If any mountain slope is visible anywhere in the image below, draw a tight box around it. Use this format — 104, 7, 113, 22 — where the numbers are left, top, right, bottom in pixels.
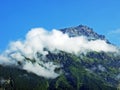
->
0, 51, 117, 90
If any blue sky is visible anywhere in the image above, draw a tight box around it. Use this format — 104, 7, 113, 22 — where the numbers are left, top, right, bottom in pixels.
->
0, 0, 120, 51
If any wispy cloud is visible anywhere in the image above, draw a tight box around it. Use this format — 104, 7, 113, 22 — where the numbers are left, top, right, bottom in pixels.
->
108, 29, 120, 35
107, 29, 120, 46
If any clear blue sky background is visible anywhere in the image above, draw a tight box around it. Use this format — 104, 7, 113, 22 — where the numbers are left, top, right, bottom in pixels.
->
0, 0, 120, 51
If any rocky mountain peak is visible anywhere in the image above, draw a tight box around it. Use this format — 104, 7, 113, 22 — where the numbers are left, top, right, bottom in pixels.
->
60, 25, 106, 40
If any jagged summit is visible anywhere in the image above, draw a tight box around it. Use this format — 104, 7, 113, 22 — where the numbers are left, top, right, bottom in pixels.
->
60, 25, 106, 40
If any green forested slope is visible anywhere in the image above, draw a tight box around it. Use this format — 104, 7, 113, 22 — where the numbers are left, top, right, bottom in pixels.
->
0, 51, 119, 90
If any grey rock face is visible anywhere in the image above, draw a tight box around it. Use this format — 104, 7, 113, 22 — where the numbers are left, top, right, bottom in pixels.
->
60, 25, 106, 40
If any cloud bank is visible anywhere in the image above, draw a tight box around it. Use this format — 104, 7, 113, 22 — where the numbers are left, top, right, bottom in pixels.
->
0, 28, 118, 78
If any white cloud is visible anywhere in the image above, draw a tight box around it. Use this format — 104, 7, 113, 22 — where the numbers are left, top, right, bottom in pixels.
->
0, 55, 12, 65
23, 62, 59, 79
0, 28, 118, 78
